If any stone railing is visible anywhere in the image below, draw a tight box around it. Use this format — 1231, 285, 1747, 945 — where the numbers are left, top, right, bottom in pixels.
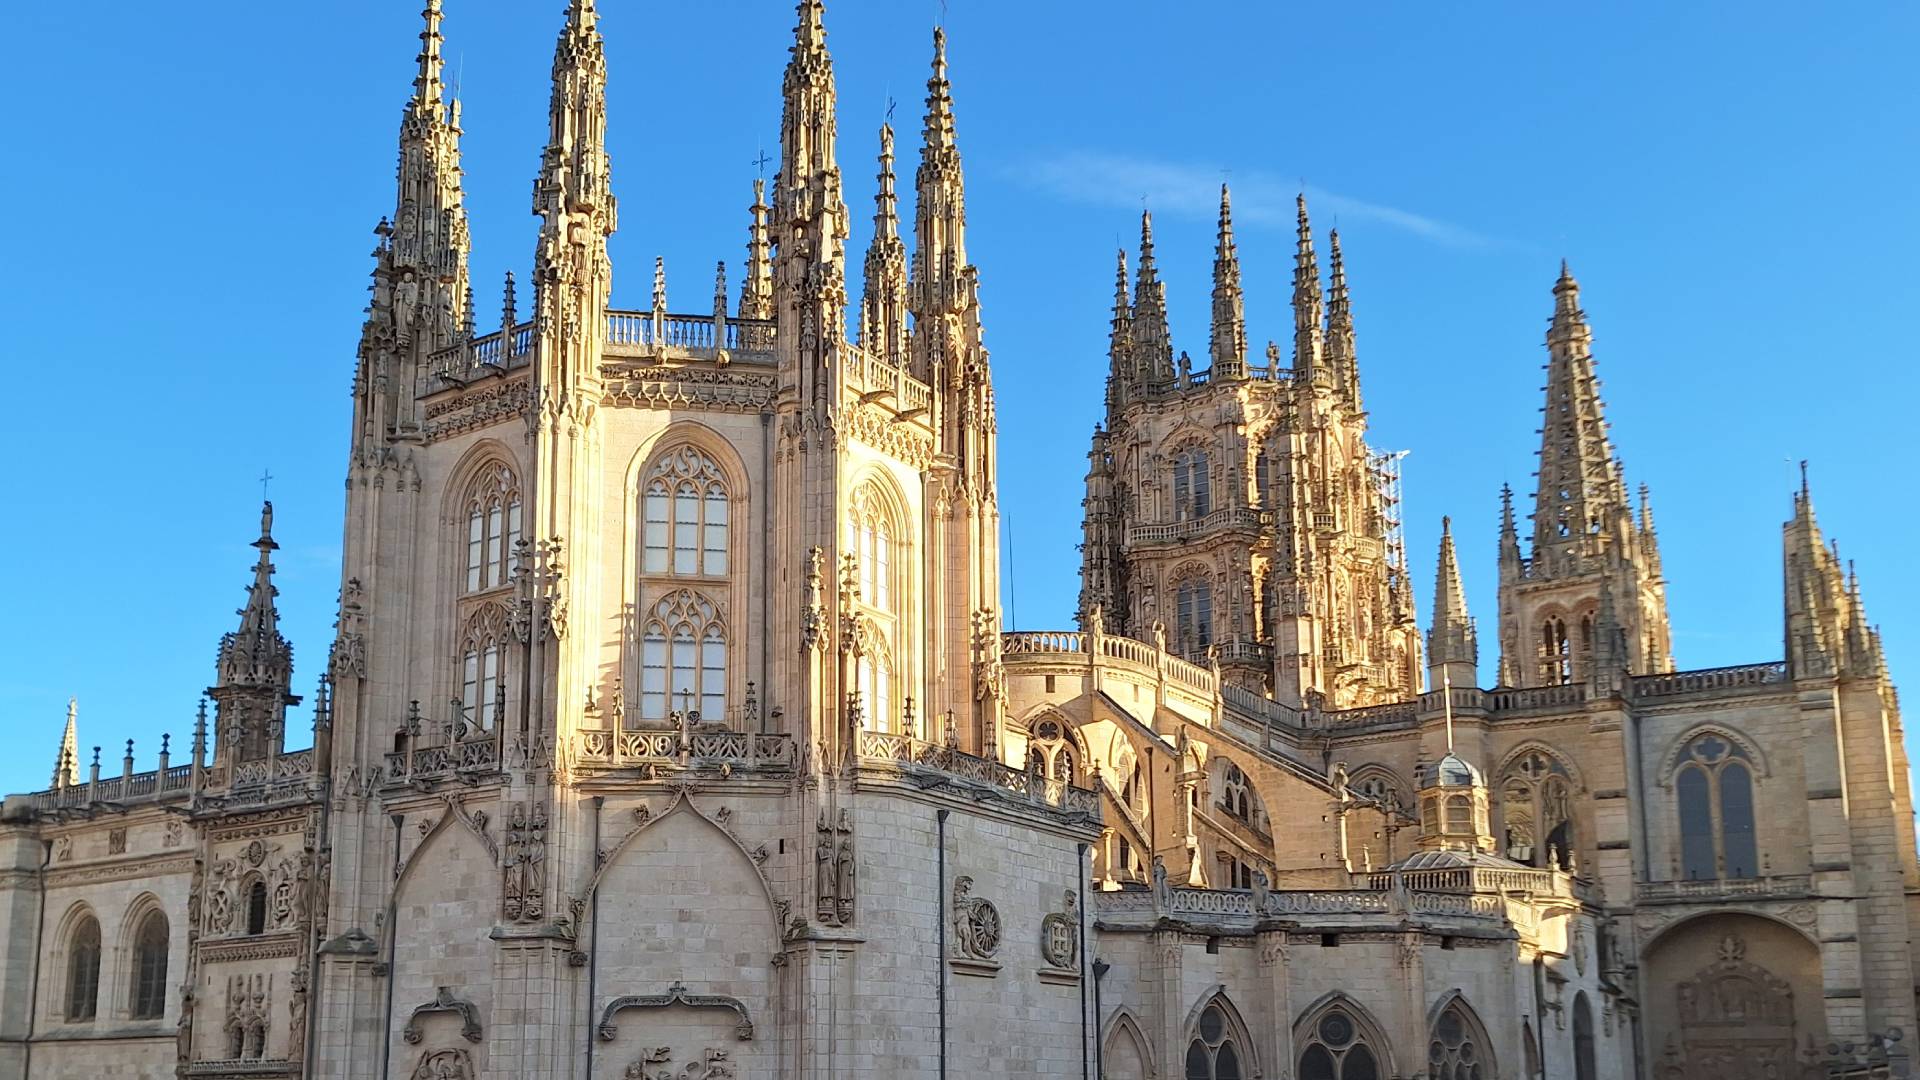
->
1184, 640, 1273, 668
1488, 683, 1587, 712
1631, 661, 1790, 700
1125, 507, 1268, 548
1365, 863, 1572, 897
856, 730, 1102, 819
1634, 874, 1811, 905
431, 321, 536, 383
22, 763, 196, 811
604, 311, 777, 363
572, 728, 795, 772
386, 736, 500, 782
1316, 700, 1419, 732
838, 345, 934, 419
1000, 630, 1219, 704
1219, 683, 1302, 730
1096, 884, 1505, 926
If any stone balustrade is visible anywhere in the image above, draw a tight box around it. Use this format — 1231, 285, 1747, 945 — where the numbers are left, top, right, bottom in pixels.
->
1634, 873, 1811, 904
855, 730, 1102, 820
1124, 507, 1268, 548
571, 728, 796, 773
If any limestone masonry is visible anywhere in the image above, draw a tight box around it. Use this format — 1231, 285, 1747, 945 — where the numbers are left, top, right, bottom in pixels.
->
0, 3, 1911, 1079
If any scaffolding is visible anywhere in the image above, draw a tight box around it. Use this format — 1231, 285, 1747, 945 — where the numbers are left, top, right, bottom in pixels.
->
1370, 449, 1412, 611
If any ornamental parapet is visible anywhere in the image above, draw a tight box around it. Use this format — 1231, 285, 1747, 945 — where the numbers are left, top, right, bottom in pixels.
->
1629, 661, 1790, 701
386, 736, 502, 784
855, 730, 1102, 824
13, 763, 196, 814
1094, 882, 1509, 933
571, 728, 796, 775
1124, 507, 1270, 549
1633, 873, 1811, 906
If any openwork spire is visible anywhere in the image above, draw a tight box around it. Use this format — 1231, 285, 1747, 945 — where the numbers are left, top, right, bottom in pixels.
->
1325, 228, 1361, 408
860, 124, 910, 365
1291, 195, 1326, 388
911, 27, 969, 324
1428, 517, 1477, 679
1531, 262, 1630, 562
1131, 212, 1174, 387
740, 178, 774, 320
1209, 185, 1248, 380
1106, 248, 1134, 408
774, 0, 849, 392
414, 0, 446, 112
51, 698, 79, 790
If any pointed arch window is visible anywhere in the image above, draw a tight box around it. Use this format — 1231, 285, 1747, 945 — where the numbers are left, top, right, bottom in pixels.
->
1173, 449, 1212, 520
638, 590, 728, 723
1184, 1001, 1245, 1080
462, 463, 522, 594
856, 647, 895, 734
1254, 450, 1274, 509
245, 880, 268, 936
849, 484, 905, 732
1539, 616, 1571, 685
457, 606, 510, 734
130, 910, 169, 1020
1675, 734, 1759, 879
64, 914, 101, 1021
1500, 750, 1576, 868
1297, 1004, 1381, 1080
1176, 577, 1213, 655
642, 447, 730, 577
1429, 999, 1492, 1080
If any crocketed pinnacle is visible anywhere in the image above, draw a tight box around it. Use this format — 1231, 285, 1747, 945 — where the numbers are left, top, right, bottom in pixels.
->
413, 0, 446, 113
861, 123, 910, 364
1107, 248, 1134, 403
1132, 212, 1174, 386
912, 27, 969, 323
1209, 185, 1248, 380
51, 698, 79, 789
216, 503, 294, 692
1325, 228, 1361, 409
1428, 516, 1476, 668
739, 178, 774, 320
1292, 195, 1325, 387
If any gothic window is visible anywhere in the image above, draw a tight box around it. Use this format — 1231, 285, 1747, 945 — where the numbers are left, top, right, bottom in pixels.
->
1297, 1003, 1382, 1080
1428, 998, 1492, 1080
457, 606, 509, 734
1351, 770, 1403, 812
1173, 449, 1212, 521
1578, 612, 1595, 678
462, 463, 522, 594
64, 914, 100, 1021
245, 880, 268, 936
1219, 762, 1252, 822
639, 590, 727, 723
1499, 749, 1576, 868
1675, 734, 1760, 879
1573, 993, 1597, 1080
1176, 578, 1213, 654
1185, 1001, 1245, 1080
129, 909, 169, 1020
641, 446, 730, 577
1254, 450, 1274, 509
1539, 616, 1571, 685
849, 484, 905, 731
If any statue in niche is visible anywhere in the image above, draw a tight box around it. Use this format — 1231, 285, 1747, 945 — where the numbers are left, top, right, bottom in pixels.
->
833, 809, 856, 925
814, 814, 838, 924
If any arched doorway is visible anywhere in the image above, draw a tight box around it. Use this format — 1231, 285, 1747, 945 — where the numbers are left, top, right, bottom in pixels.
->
1640, 912, 1820, 1080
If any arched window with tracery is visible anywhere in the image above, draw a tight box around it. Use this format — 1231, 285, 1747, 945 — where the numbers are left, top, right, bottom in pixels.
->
1539, 616, 1571, 685
639, 590, 727, 723
1500, 749, 1576, 868
1297, 1001, 1382, 1080
849, 483, 904, 731
1173, 447, 1212, 521
641, 446, 730, 578
457, 605, 510, 734
1573, 993, 1597, 1080
1185, 1000, 1246, 1080
1675, 732, 1759, 879
1253, 449, 1274, 509
1429, 998, 1493, 1080
1176, 576, 1213, 655
64, 913, 100, 1021
461, 462, 522, 594
129, 909, 169, 1020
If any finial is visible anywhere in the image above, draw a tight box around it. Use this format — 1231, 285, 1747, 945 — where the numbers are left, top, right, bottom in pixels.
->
795, 0, 827, 51
501, 270, 517, 331
652, 257, 667, 312
413, 0, 447, 109
1799, 459, 1811, 501
714, 260, 729, 314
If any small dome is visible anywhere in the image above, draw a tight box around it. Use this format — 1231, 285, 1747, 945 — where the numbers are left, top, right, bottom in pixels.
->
1430, 752, 1481, 788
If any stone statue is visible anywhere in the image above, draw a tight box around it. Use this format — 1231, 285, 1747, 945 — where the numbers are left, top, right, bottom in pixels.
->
814, 815, 838, 924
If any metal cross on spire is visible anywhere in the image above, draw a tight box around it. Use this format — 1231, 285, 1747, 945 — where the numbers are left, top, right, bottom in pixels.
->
259, 469, 275, 501
752, 144, 772, 179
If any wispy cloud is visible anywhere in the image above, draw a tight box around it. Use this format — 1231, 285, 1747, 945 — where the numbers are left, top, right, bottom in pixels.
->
1016, 151, 1491, 249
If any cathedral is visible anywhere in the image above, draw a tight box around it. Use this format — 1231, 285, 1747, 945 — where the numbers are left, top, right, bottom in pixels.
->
1, 3, 1913, 1079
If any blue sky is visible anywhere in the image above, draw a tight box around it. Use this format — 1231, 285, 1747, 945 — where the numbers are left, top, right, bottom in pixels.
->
1, 2, 1914, 796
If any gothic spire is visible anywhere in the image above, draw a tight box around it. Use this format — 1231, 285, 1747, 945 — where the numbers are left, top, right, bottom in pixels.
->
1132, 212, 1174, 386
1784, 463, 1851, 678
413, 0, 447, 113
911, 27, 969, 325
861, 123, 909, 366
217, 502, 293, 692
1325, 228, 1361, 409
1106, 248, 1134, 409
739, 178, 774, 320
1532, 261, 1631, 563
1428, 517, 1478, 687
1498, 482, 1523, 570
533, 0, 615, 301
1292, 195, 1327, 389
1209, 185, 1248, 380
51, 698, 78, 790
773, 0, 849, 401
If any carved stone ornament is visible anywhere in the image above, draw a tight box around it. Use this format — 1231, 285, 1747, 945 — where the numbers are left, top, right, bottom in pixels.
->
412, 1047, 475, 1080
813, 810, 855, 927
1039, 890, 1079, 969
597, 982, 754, 1043
503, 801, 549, 923
624, 1047, 736, 1080
402, 987, 484, 1045
53, 836, 71, 863
951, 876, 1001, 960
108, 828, 127, 855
